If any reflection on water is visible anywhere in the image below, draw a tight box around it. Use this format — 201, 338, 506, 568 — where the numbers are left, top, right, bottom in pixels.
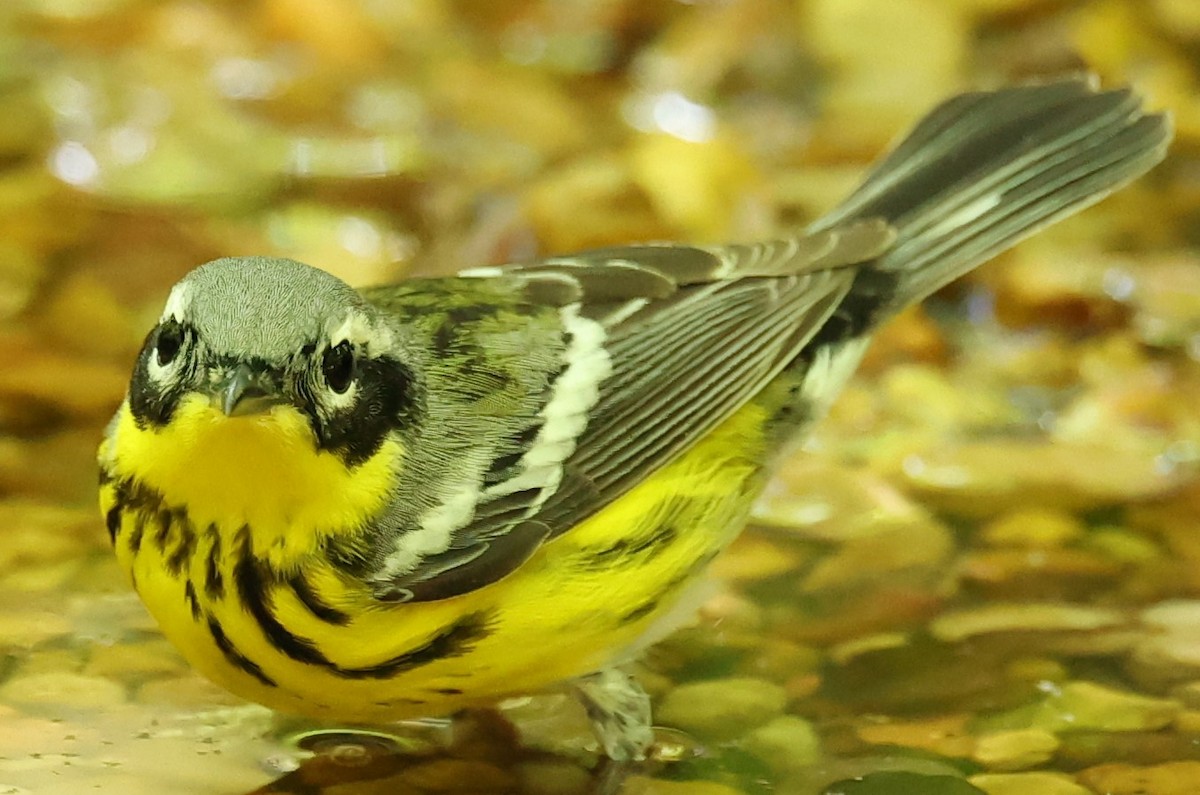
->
1, 1, 1199, 794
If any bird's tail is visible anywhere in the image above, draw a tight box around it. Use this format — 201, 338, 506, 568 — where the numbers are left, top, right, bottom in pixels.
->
810, 75, 1172, 315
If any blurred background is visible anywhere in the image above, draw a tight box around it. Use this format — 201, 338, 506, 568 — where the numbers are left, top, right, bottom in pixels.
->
0, 1, 1199, 794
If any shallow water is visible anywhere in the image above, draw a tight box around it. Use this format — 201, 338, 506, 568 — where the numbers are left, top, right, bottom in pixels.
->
1, 2, 1199, 794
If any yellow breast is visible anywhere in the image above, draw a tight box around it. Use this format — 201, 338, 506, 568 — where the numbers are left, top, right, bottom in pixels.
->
100, 393, 770, 722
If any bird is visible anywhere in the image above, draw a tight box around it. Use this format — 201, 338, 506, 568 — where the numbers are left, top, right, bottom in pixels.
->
98, 76, 1170, 760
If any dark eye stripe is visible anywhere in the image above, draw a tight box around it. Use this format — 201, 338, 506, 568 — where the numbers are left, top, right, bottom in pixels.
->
130, 324, 189, 428
314, 354, 418, 468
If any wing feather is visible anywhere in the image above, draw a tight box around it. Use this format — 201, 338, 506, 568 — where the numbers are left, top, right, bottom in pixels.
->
377, 230, 876, 600
514, 260, 858, 536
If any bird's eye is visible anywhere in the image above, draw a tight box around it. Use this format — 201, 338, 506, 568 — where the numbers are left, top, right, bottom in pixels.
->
156, 319, 184, 367
322, 341, 355, 394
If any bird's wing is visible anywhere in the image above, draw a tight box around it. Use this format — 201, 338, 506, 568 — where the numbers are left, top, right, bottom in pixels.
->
376, 77, 1173, 602
383, 220, 894, 601
516, 223, 895, 532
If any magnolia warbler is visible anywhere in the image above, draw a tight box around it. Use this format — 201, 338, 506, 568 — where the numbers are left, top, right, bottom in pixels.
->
99, 77, 1170, 759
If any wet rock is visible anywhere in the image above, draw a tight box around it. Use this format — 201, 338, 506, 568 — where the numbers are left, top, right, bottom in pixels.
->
972, 728, 1060, 771
743, 715, 822, 773
656, 677, 787, 741
929, 602, 1128, 643
820, 770, 985, 795
956, 547, 1124, 599
400, 758, 517, 793
257, 202, 416, 286
258, 0, 386, 68
893, 440, 1187, 517
985, 681, 1180, 734
35, 271, 144, 360
136, 675, 248, 710
514, 759, 593, 795
0, 241, 42, 322
627, 132, 759, 239
0, 671, 125, 711
524, 152, 668, 252
84, 640, 187, 680
756, 458, 930, 543
1125, 254, 1200, 348
855, 714, 973, 758
621, 776, 745, 795
1130, 600, 1200, 685
799, 519, 954, 595
0, 333, 128, 426
1154, 0, 1200, 39
1077, 761, 1200, 795
1080, 527, 1163, 564
980, 508, 1085, 549
709, 533, 807, 585
968, 772, 1089, 795
804, 0, 966, 155
497, 692, 598, 763
432, 59, 590, 161
0, 609, 72, 649
0, 500, 97, 573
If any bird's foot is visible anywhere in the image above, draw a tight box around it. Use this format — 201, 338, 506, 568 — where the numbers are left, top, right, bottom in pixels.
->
573, 667, 654, 762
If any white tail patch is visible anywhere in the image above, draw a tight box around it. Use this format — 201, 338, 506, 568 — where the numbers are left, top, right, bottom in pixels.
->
910, 192, 1003, 255
800, 337, 870, 414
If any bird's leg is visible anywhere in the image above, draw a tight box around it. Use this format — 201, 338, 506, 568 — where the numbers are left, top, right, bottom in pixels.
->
573, 667, 654, 761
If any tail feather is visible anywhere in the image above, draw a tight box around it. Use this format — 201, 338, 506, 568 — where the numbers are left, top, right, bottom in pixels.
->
811, 75, 1172, 312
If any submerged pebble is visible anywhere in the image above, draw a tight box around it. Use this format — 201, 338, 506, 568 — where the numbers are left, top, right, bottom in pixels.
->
742, 714, 822, 772
929, 602, 1128, 643
655, 677, 787, 741
620, 776, 745, 795
971, 728, 1060, 771
0, 672, 125, 711
968, 772, 1090, 795
985, 681, 1181, 734
1077, 761, 1200, 795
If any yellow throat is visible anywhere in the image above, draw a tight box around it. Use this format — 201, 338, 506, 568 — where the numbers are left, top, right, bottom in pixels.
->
103, 395, 401, 570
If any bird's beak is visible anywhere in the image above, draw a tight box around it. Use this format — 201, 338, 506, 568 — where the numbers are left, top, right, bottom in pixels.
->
218, 364, 288, 417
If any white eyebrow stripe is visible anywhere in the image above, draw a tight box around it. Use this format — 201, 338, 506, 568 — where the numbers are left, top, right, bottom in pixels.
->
162, 282, 191, 322
329, 310, 394, 353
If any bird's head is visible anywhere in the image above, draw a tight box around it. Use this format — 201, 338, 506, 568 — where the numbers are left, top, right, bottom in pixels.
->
107, 257, 416, 546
